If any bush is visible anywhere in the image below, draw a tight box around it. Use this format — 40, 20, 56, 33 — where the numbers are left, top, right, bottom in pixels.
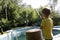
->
0, 18, 11, 31
52, 18, 60, 26
57, 22, 60, 26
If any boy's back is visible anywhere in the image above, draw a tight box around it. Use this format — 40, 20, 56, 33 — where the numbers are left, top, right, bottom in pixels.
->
41, 17, 53, 39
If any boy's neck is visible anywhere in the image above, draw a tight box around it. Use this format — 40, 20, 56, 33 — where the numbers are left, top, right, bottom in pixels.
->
44, 16, 50, 19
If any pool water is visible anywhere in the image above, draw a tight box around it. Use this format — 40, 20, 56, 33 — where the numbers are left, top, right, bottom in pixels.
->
0, 26, 60, 40
53, 29, 60, 35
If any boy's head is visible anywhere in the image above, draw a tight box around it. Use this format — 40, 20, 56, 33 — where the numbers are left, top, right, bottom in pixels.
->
42, 8, 51, 18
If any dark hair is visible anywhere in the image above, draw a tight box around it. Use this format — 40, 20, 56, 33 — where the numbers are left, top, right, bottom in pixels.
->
42, 8, 51, 16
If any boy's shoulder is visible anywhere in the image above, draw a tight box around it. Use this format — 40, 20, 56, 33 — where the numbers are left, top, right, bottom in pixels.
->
43, 18, 53, 22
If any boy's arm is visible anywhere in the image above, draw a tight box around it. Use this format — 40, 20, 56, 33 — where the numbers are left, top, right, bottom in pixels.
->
40, 20, 45, 29
40, 26, 44, 29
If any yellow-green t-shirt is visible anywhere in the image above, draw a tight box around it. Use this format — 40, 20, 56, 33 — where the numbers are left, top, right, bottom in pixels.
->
41, 17, 53, 39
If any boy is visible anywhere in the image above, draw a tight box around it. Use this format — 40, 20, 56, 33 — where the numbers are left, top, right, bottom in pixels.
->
40, 8, 53, 40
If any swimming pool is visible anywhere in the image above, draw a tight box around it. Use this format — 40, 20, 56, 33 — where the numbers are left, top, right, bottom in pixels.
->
0, 26, 60, 40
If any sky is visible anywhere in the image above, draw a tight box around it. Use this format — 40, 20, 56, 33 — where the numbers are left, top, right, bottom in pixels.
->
55, 0, 60, 10
22, 0, 49, 8
22, 0, 60, 11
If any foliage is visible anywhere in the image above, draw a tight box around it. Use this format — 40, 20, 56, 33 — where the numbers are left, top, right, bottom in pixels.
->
58, 22, 60, 26
0, 0, 60, 32
0, 18, 9, 27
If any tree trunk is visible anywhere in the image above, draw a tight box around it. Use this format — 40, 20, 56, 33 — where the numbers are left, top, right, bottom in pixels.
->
1, 28, 3, 35
26, 29, 42, 40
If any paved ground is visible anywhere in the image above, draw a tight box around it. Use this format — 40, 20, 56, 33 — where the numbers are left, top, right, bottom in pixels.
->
0, 34, 60, 40
53, 34, 60, 40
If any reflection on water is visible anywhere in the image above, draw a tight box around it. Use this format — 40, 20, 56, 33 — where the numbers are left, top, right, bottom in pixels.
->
0, 26, 60, 40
